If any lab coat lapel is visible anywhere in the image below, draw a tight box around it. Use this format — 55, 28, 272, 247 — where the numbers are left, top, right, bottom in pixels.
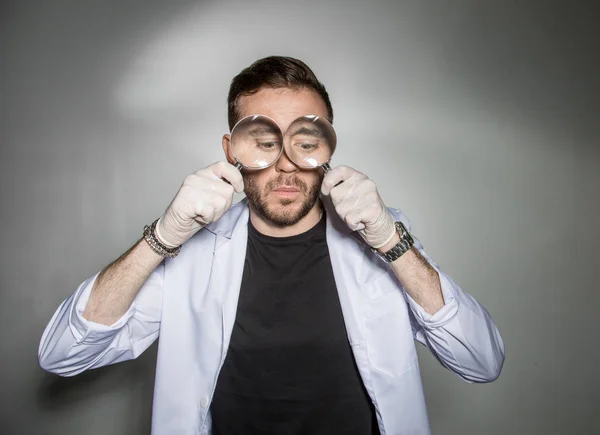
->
323, 197, 389, 430
208, 197, 382, 351
206, 201, 249, 356
323, 197, 370, 346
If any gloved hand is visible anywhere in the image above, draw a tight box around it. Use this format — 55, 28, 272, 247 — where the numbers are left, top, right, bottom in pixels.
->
155, 161, 244, 248
321, 165, 396, 249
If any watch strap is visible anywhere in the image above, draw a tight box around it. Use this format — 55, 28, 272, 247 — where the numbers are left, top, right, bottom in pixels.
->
143, 219, 182, 258
371, 221, 414, 263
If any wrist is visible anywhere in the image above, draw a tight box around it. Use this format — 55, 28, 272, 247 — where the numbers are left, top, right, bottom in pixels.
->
154, 218, 179, 249
377, 231, 400, 253
366, 209, 397, 249
143, 218, 181, 258
371, 221, 415, 263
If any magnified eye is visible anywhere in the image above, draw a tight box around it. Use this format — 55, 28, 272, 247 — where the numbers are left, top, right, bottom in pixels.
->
257, 141, 280, 150
295, 142, 319, 152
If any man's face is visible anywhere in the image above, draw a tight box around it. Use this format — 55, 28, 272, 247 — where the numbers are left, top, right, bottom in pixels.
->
224, 87, 329, 228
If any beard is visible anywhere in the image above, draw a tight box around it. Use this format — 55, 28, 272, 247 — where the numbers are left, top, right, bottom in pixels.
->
243, 170, 324, 228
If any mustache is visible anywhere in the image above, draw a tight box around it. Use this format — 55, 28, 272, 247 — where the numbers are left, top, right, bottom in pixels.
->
265, 175, 307, 193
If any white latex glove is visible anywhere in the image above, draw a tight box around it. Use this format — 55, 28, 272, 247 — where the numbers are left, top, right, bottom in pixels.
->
155, 161, 244, 248
321, 165, 396, 249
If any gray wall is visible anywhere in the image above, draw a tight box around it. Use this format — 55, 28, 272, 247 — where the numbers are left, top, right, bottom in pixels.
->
2, 1, 599, 434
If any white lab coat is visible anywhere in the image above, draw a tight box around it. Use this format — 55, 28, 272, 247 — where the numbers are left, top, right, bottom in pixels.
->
39, 198, 505, 435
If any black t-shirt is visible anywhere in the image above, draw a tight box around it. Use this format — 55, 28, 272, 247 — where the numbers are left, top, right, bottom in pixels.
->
210, 215, 379, 435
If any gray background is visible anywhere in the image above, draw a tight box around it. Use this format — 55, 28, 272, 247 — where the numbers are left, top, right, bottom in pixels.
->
2, 1, 599, 434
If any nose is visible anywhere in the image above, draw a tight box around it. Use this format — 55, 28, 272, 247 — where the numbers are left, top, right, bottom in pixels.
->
275, 148, 299, 173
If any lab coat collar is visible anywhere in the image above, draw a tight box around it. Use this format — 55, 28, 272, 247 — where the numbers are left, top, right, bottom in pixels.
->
205, 196, 386, 285
204, 195, 355, 243
205, 199, 250, 240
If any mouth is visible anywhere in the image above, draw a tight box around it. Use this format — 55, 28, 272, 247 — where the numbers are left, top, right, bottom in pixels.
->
271, 186, 301, 197
273, 186, 300, 192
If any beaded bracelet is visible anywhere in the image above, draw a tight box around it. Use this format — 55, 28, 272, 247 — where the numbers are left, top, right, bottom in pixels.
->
143, 219, 181, 258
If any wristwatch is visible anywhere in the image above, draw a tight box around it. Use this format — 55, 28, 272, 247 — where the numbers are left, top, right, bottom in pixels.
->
371, 221, 414, 263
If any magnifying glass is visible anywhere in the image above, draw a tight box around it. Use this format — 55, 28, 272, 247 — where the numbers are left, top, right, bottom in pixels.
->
229, 115, 283, 170
282, 115, 336, 173
229, 114, 336, 172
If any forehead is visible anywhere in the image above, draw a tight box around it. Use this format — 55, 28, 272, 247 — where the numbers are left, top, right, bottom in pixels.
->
237, 87, 329, 131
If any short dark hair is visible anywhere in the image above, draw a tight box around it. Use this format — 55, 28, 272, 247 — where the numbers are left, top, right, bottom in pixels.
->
227, 56, 334, 130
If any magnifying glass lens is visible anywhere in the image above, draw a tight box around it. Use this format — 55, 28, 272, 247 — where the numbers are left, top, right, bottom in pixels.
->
230, 115, 283, 169
283, 116, 337, 169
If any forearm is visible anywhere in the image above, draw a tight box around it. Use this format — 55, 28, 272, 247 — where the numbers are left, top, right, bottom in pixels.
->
382, 231, 504, 381
82, 238, 164, 325
378, 233, 444, 315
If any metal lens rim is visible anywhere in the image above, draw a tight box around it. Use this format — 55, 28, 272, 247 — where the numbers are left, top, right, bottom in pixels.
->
229, 114, 283, 170
283, 115, 337, 169
229, 114, 336, 170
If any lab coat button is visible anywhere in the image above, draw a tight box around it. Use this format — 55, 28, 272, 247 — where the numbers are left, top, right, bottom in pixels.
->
199, 396, 209, 409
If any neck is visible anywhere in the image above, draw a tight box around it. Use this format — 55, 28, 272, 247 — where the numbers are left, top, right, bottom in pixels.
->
249, 201, 323, 237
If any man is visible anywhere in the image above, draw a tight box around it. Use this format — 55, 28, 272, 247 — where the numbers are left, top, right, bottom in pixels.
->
39, 56, 505, 435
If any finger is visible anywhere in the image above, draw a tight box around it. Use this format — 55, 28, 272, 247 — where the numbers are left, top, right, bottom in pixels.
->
211, 178, 235, 201
223, 189, 234, 212
208, 161, 244, 193
344, 210, 366, 231
334, 202, 352, 220
328, 173, 366, 207
195, 201, 215, 225
211, 194, 229, 222
321, 165, 357, 196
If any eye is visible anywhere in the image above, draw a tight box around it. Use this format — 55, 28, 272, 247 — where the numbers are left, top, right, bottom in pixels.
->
295, 142, 319, 152
257, 141, 280, 150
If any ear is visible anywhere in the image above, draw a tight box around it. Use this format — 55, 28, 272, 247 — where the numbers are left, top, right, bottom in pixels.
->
222, 134, 236, 165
